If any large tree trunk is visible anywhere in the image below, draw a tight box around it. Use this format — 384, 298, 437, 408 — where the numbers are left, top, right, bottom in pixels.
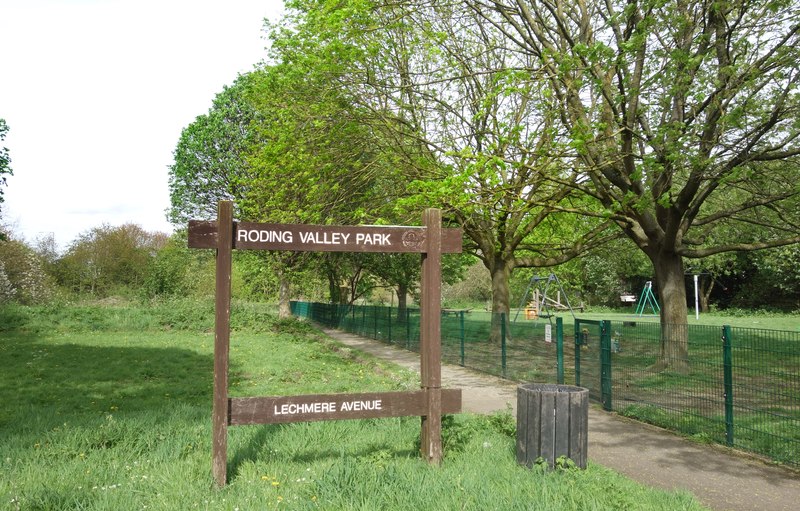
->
278, 268, 291, 319
327, 272, 340, 304
488, 257, 512, 344
396, 282, 408, 323
651, 252, 689, 373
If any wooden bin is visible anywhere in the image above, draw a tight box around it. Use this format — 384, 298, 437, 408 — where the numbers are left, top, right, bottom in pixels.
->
516, 383, 588, 469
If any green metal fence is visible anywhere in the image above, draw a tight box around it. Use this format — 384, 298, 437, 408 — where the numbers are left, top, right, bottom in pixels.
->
290, 301, 566, 384
291, 301, 799, 468
594, 320, 800, 468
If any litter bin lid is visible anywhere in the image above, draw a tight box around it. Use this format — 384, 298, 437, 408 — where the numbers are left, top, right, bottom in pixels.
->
518, 383, 587, 394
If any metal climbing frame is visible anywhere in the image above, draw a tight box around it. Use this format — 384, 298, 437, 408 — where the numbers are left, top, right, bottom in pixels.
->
514, 273, 579, 323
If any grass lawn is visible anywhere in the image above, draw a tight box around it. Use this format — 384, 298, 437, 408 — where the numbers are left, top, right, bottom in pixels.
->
0, 301, 709, 510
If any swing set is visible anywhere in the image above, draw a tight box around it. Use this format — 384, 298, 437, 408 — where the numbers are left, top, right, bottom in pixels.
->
513, 273, 581, 323
633, 281, 660, 316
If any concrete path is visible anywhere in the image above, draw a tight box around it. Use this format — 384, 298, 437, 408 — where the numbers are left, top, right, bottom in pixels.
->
321, 328, 800, 511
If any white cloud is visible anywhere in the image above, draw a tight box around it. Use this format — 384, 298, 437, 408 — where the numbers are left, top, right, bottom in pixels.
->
0, 0, 284, 249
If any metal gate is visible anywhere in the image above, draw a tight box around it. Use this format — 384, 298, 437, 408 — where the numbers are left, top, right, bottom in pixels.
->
574, 319, 612, 411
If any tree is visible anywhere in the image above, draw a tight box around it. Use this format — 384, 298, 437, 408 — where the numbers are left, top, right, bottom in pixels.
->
0, 261, 13, 304
243, 63, 408, 315
470, 0, 800, 370
0, 118, 12, 233
141, 234, 197, 299
554, 237, 652, 307
0, 228, 54, 304
170, 61, 407, 316
168, 76, 261, 225
725, 245, 800, 310
274, 1, 619, 341
56, 223, 167, 297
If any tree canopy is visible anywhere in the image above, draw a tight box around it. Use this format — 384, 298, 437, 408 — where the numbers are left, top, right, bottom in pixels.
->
271, 0, 620, 333
57, 223, 167, 297
166, 0, 800, 351
0, 118, 12, 221
169, 58, 415, 314
460, 0, 800, 369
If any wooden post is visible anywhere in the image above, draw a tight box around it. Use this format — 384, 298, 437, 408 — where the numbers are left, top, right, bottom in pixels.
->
420, 208, 443, 464
212, 201, 233, 487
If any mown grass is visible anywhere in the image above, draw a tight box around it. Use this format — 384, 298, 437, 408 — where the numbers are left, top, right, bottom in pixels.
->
1, 300, 708, 510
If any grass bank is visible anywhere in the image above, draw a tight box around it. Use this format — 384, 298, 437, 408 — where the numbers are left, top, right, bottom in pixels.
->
1, 301, 708, 510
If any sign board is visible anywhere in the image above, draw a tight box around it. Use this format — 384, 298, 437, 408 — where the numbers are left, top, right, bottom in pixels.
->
188, 220, 462, 253
189, 202, 463, 486
229, 390, 462, 425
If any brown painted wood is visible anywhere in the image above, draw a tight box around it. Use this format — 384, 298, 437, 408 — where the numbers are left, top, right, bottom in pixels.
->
420, 208, 443, 464
191, 203, 462, 485
211, 201, 233, 487
188, 220, 462, 254
229, 390, 461, 425
187, 220, 218, 249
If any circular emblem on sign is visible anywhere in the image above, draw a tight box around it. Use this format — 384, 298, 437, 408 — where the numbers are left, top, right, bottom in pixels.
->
402, 230, 425, 249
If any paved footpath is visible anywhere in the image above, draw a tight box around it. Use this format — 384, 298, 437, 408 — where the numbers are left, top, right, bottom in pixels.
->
321, 328, 800, 511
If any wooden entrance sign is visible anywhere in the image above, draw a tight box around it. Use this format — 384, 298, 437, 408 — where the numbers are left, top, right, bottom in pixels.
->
188, 201, 463, 486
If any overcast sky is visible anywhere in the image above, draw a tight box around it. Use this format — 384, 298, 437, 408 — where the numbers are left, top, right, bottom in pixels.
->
1, 0, 285, 250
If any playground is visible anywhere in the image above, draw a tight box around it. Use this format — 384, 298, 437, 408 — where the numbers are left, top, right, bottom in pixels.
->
514, 273, 664, 322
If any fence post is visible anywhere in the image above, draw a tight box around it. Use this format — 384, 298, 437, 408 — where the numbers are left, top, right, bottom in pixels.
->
501, 313, 507, 378
722, 325, 734, 447
459, 310, 465, 367
556, 317, 564, 384
600, 320, 613, 411
574, 319, 581, 387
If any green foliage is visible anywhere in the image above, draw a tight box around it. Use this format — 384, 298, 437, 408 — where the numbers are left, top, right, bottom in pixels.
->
554, 455, 579, 471
168, 54, 416, 311
0, 118, 11, 216
0, 260, 13, 303
442, 259, 492, 306
232, 251, 281, 302
272, 0, 619, 324
55, 224, 167, 298
0, 233, 55, 305
140, 233, 218, 300
728, 246, 800, 310
168, 74, 261, 224
0, 299, 282, 335
460, 0, 800, 353
440, 410, 515, 455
